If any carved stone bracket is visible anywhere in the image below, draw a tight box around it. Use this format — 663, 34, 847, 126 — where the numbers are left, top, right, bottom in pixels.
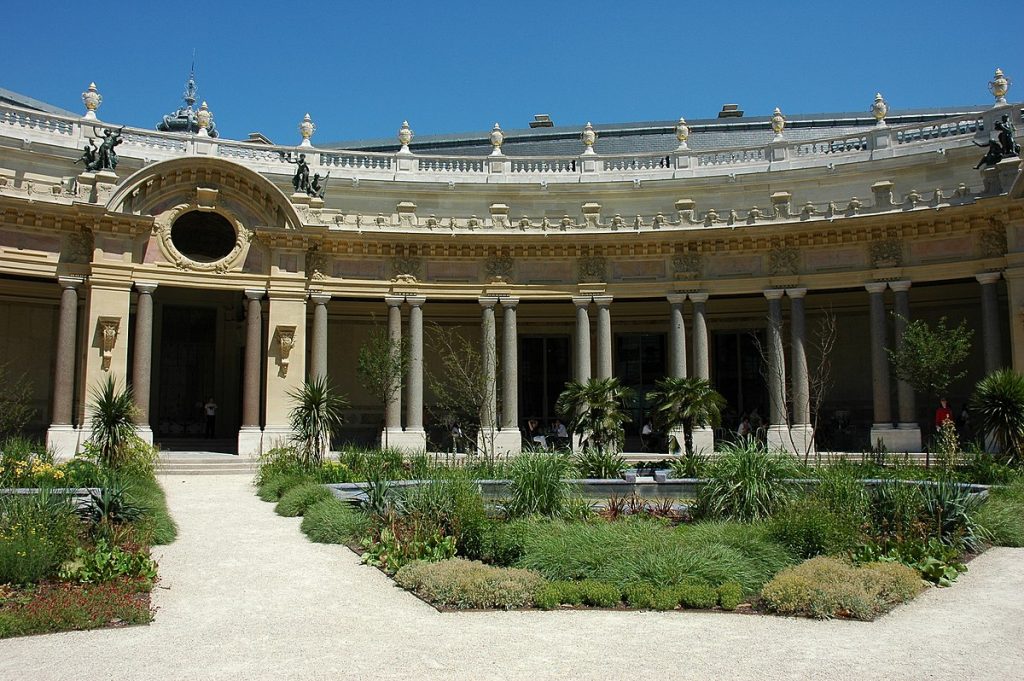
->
98, 317, 120, 371
275, 325, 297, 376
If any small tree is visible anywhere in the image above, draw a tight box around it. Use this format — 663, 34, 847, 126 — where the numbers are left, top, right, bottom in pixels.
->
288, 376, 347, 467
646, 377, 726, 456
88, 376, 138, 469
0, 362, 35, 441
424, 324, 493, 455
970, 369, 1024, 464
357, 327, 408, 449
887, 316, 973, 400
555, 378, 633, 455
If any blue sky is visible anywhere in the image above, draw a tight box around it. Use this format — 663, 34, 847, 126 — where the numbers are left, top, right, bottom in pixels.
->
4, 1, 1022, 145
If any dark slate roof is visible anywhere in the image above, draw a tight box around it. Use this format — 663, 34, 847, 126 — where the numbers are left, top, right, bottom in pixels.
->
325, 106, 989, 156
0, 87, 77, 118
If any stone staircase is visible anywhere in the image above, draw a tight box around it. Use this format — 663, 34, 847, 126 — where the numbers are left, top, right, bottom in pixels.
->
157, 452, 256, 476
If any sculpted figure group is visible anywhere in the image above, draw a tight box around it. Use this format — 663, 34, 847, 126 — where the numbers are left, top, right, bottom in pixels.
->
285, 152, 329, 198
974, 114, 1020, 169
75, 126, 125, 172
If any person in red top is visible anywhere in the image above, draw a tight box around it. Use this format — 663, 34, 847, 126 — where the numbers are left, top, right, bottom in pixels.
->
934, 397, 954, 429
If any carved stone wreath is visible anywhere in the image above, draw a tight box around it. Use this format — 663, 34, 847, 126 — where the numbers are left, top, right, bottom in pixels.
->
484, 255, 514, 281
981, 220, 1008, 258
767, 247, 799, 276
870, 237, 903, 268
671, 253, 702, 279
391, 256, 422, 281
577, 256, 607, 283
151, 203, 253, 273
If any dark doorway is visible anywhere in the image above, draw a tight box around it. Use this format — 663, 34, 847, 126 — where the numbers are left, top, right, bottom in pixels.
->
712, 330, 768, 435
615, 333, 666, 447
519, 336, 570, 429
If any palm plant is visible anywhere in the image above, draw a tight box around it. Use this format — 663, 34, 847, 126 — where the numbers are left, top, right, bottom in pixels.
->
88, 376, 138, 469
970, 369, 1024, 464
555, 378, 633, 455
288, 376, 348, 467
646, 376, 726, 456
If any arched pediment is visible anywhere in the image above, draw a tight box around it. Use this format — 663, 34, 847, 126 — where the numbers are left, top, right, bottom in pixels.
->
105, 156, 302, 231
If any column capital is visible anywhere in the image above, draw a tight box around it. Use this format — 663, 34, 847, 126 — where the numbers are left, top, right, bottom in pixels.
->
976, 271, 1002, 285
666, 293, 687, 305
479, 296, 499, 308
405, 295, 426, 307
384, 295, 405, 308
592, 295, 613, 307
786, 287, 807, 299
763, 288, 785, 300
888, 280, 912, 293
309, 292, 331, 305
865, 281, 888, 294
572, 295, 592, 308
134, 281, 159, 295
499, 296, 520, 308
244, 288, 266, 300
57, 275, 85, 290
688, 292, 709, 304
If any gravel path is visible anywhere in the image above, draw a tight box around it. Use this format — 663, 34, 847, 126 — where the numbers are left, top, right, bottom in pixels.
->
1, 473, 1021, 680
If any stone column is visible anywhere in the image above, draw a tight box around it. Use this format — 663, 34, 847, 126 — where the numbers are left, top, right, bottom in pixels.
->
888, 281, 922, 451
309, 292, 330, 381
977, 272, 1003, 374
667, 294, 687, 378
238, 288, 265, 458
787, 288, 813, 454
500, 297, 520, 431
573, 296, 592, 382
400, 295, 427, 453
594, 295, 613, 380
132, 282, 158, 442
690, 293, 710, 380
46, 276, 84, 459
866, 282, 895, 449
479, 297, 498, 431
382, 295, 404, 445
764, 289, 788, 452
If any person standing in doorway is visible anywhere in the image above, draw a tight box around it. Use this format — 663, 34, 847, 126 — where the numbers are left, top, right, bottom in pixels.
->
934, 397, 953, 431
204, 397, 218, 439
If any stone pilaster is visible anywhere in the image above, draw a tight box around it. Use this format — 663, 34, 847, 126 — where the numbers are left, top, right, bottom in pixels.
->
889, 280, 921, 451
787, 288, 813, 454
47, 276, 84, 459
667, 294, 687, 379
594, 295, 613, 380
1005, 268, 1024, 372
977, 272, 1003, 374
239, 288, 265, 458
764, 289, 788, 452
263, 289, 307, 451
573, 296, 592, 382
131, 281, 158, 444
309, 292, 330, 381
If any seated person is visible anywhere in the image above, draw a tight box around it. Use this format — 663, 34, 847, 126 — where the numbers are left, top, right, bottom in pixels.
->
524, 418, 547, 448
549, 418, 569, 448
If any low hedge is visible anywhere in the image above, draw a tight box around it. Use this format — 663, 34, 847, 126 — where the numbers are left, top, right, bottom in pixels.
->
275, 482, 333, 518
395, 558, 543, 610
760, 556, 922, 620
299, 499, 372, 545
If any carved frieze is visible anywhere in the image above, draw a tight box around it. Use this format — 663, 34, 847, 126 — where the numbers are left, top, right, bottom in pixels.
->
577, 255, 607, 283
981, 219, 1007, 257
767, 247, 799, 276
485, 255, 514, 282
870, 237, 903, 268
305, 245, 327, 281
62, 229, 94, 264
391, 255, 422, 281
671, 253, 703, 279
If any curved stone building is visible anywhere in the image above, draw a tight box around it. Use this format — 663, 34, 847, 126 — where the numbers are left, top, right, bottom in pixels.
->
0, 76, 1021, 458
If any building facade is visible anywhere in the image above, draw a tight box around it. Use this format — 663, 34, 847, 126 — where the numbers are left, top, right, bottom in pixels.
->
0, 76, 1022, 458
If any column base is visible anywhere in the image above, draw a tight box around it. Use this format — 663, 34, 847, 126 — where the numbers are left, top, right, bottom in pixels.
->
478, 428, 522, 457
134, 426, 154, 447
381, 428, 426, 455
869, 424, 922, 454
766, 424, 793, 454
260, 425, 295, 453
787, 424, 816, 457
238, 426, 264, 460
46, 425, 82, 462
668, 427, 715, 456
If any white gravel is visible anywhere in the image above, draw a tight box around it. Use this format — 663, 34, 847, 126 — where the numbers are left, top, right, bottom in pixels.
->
0, 473, 1021, 681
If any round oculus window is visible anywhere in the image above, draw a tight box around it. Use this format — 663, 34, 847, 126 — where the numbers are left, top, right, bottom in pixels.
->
170, 211, 236, 263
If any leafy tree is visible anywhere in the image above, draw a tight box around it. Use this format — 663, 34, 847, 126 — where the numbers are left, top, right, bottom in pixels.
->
0, 361, 35, 440
424, 324, 492, 455
646, 377, 726, 456
356, 327, 408, 449
887, 316, 973, 400
88, 376, 138, 469
288, 376, 347, 467
970, 369, 1024, 464
555, 378, 633, 455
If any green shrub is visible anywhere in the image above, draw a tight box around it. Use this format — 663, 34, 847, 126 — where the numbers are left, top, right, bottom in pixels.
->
717, 581, 744, 610
919, 480, 982, 551
516, 518, 792, 592
768, 496, 861, 559
533, 582, 562, 610
505, 451, 572, 517
123, 471, 177, 546
623, 582, 657, 609
676, 580, 718, 609
86, 377, 140, 471
971, 368, 1024, 464
61, 458, 103, 488
760, 556, 923, 620
552, 580, 584, 606
58, 538, 157, 583
669, 450, 709, 479
867, 480, 925, 549
399, 471, 489, 559
257, 471, 311, 502
0, 492, 80, 584
697, 443, 799, 521
276, 482, 334, 517
574, 449, 627, 479
300, 499, 372, 545
0, 438, 63, 487
578, 579, 621, 607
651, 587, 681, 611
479, 519, 529, 566
974, 478, 1024, 547
814, 464, 870, 517
394, 558, 543, 609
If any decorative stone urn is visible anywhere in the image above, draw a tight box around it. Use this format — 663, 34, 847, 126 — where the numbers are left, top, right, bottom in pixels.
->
81, 82, 101, 120
989, 68, 1009, 106
398, 120, 414, 153
196, 101, 212, 136
770, 107, 786, 140
299, 113, 315, 147
675, 117, 689, 150
581, 122, 597, 155
489, 123, 504, 155
871, 93, 888, 126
